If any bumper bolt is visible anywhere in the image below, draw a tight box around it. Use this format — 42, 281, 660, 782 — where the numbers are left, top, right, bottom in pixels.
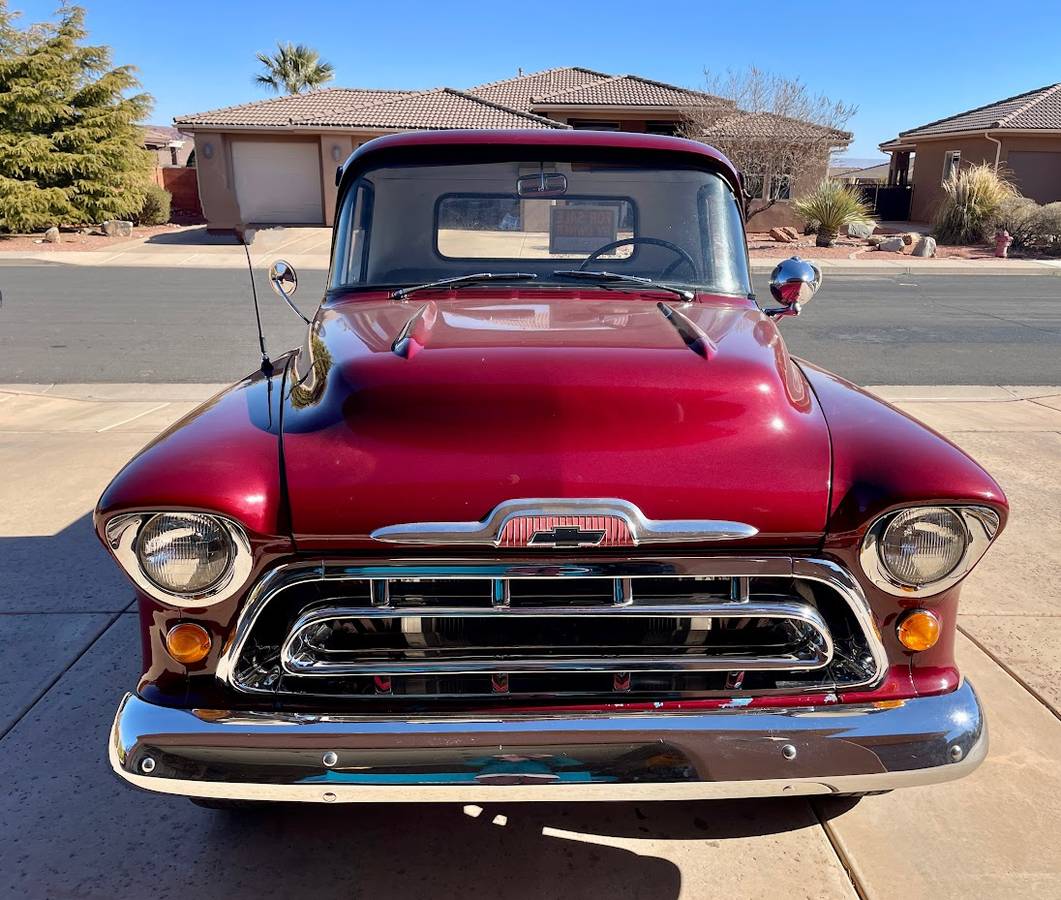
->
322, 751, 338, 767
949, 745, 964, 762
781, 744, 797, 760
140, 756, 156, 774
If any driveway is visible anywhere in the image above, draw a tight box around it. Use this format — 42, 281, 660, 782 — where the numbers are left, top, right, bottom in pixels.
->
1, 383, 1059, 899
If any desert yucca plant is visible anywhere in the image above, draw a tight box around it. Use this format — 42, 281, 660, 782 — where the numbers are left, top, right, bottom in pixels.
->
793, 180, 874, 247
934, 164, 1015, 245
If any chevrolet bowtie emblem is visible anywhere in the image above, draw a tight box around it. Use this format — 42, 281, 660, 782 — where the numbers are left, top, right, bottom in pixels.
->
527, 525, 607, 548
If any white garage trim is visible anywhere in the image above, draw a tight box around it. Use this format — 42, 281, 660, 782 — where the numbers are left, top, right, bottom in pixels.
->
231, 139, 324, 225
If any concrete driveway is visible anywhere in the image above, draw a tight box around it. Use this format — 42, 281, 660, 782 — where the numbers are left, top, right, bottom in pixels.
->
1, 383, 1059, 899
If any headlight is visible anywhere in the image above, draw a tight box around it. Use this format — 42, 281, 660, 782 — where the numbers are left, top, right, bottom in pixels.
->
137, 513, 232, 594
860, 505, 1000, 598
104, 511, 253, 606
879, 507, 966, 586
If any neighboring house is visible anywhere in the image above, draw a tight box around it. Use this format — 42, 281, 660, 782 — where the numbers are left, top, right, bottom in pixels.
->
881, 83, 1061, 222
173, 67, 831, 230
834, 161, 896, 185
143, 125, 194, 167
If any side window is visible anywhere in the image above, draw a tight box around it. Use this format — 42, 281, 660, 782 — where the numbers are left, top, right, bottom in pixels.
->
330, 182, 371, 287
768, 173, 792, 201
942, 150, 961, 184
742, 172, 765, 199
699, 179, 751, 297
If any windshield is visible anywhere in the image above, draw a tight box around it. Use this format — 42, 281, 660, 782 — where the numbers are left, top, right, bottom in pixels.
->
330, 157, 751, 297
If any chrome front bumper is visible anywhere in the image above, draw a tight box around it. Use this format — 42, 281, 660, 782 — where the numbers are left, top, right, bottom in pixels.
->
109, 682, 986, 803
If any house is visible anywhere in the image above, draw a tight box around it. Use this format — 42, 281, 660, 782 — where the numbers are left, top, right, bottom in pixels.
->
881, 83, 1061, 222
173, 67, 833, 230
142, 125, 194, 168
834, 161, 896, 186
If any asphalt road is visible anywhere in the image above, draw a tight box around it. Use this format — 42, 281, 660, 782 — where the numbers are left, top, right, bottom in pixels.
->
0, 264, 1058, 384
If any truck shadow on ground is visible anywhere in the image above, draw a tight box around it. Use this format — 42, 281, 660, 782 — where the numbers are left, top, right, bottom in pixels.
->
192, 797, 834, 899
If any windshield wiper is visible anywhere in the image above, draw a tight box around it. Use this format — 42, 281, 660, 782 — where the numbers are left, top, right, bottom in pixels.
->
552, 270, 694, 301
391, 272, 537, 300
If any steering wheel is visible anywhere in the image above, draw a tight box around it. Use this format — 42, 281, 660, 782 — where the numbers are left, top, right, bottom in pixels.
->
578, 237, 698, 279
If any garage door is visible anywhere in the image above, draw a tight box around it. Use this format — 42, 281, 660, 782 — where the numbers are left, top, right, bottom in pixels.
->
1007, 150, 1061, 204
231, 140, 323, 224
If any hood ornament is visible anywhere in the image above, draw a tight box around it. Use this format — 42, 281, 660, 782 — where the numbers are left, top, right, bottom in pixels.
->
370, 499, 757, 548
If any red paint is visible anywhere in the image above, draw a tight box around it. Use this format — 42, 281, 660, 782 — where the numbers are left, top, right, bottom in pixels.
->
283, 293, 831, 548
800, 362, 1008, 539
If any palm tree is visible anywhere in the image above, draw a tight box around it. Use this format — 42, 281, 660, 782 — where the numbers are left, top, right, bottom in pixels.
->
255, 42, 334, 95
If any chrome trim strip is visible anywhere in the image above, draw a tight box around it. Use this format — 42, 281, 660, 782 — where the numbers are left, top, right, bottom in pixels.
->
278, 598, 834, 676
215, 556, 889, 696
103, 512, 254, 608
859, 505, 1001, 599
370, 498, 758, 546
109, 681, 987, 803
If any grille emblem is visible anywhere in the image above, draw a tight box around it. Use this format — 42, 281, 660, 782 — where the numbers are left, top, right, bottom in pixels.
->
528, 525, 607, 548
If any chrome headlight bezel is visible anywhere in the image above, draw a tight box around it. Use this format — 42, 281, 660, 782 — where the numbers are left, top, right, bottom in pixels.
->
859, 505, 1000, 598
104, 512, 253, 607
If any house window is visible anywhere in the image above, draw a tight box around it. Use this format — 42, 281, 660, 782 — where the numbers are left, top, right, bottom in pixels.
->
942, 150, 961, 183
569, 119, 621, 131
743, 172, 765, 199
645, 121, 681, 136
768, 173, 792, 201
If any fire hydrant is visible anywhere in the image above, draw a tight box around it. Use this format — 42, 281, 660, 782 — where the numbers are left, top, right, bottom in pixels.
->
995, 229, 1013, 258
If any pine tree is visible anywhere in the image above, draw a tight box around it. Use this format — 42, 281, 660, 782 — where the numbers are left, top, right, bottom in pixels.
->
0, 4, 154, 232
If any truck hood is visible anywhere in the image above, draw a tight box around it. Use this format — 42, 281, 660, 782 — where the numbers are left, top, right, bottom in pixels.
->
281, 291, 831, 549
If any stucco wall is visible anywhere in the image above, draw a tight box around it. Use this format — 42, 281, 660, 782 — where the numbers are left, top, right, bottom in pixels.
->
907, 136, 997, 223
191, 130, 381, 231
192, 132, 241, 231
907, 133, 1061, 222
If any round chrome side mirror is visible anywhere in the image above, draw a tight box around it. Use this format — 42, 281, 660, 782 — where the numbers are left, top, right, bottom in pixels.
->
767, 257, 822, 317
269, 259, 298, 298
268, 259, 309, 324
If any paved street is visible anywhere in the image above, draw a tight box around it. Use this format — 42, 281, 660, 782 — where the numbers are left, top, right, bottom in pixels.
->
0, 263, 1059, 383
1, 383, 1059, 899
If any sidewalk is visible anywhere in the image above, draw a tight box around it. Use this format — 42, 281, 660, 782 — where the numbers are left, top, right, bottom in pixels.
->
2, 225, 1060, 275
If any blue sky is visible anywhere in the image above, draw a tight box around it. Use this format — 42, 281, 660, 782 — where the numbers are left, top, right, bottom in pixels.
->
12, 0, 1061, 158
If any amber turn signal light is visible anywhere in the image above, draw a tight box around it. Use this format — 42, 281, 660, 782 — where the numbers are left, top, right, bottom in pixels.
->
165, 623, 212, 663
896, 609, 941, 652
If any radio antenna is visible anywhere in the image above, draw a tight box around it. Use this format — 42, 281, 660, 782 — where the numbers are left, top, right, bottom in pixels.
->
240, 229, 272, 375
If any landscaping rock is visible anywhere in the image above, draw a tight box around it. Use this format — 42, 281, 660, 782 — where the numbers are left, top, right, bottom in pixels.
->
912, 236, 937, 257
867, 235, 886, 246
780, 226, 801, 241
847, 221, 875, 239
102, 219, 133, 238
43, 226, 61, 244
901, 232, 917, 245
769, 227, 794, 243
877, 236, 905, 252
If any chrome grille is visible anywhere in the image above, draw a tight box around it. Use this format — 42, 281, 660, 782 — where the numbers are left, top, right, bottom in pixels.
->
218, 558, 885, 701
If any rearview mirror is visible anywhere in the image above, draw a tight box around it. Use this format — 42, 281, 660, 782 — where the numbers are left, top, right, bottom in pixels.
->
517, 172, 568, 197
766, 256, 822, 318
268, 259, 310, 324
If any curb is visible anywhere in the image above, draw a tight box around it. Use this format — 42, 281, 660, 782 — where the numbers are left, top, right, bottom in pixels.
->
3, 250, 1059, 277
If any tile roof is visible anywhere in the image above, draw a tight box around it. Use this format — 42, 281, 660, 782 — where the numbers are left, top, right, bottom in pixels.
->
174, 88, 416, 127
295, 88, 565, 130
142, 124, 191, 145
468, 67, 609, 111
898, 83, 1061, 138
531, 74, 730, 108
701, 111, 851, 143
175, 86, 564, 131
